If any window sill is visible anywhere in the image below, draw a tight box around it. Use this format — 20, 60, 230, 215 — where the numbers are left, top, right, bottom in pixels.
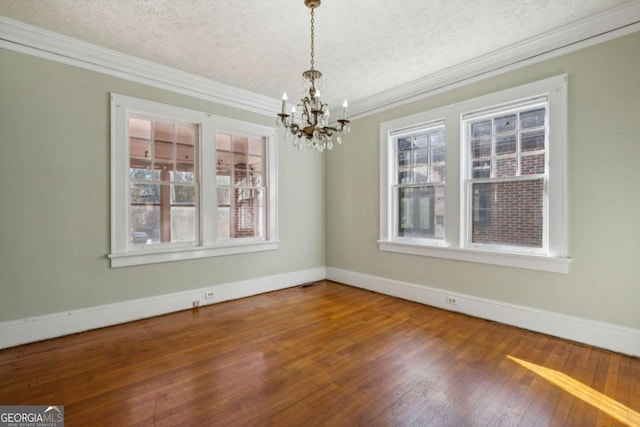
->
378, 240, 571, 274
109, 240, 279, 268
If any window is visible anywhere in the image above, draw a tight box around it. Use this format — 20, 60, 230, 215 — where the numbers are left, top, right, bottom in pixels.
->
128, 116, 199, 247
463, 100, 548, 253
215, 134, 266, 240
393, 123, 445, 242
110, 94, 278, 267
379, 75, 570, 273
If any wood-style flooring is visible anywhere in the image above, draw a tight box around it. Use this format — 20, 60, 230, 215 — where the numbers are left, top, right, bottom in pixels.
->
1, 281, 638, 426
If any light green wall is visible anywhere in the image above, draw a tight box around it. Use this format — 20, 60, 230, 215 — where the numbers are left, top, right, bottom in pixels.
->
326, 31, 640, 329
0, 48, 325, 321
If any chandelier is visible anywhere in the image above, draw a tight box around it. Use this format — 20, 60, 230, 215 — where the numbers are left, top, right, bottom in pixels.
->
277, 0, 350, 151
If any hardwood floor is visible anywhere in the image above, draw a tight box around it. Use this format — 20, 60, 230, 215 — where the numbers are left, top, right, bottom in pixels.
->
1, 281, 638, 426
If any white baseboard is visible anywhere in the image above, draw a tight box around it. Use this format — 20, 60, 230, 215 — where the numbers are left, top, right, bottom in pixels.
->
3, 266, 638, 357
326, 267, 640, 357
0, 267, 325, 349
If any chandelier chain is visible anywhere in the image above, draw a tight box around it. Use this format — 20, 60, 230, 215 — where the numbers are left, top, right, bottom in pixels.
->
310, 8, 315, 71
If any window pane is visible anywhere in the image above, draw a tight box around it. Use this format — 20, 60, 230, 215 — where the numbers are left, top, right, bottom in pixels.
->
494, 114, 517, 133
414, 134, 428, 148
154, 140, 173, 164
397, 136, 411, 151
471, 180, 544, 248
176, 143, 195, 172
234, 170, 250, 186
430, 129, 445, 145
171, 206, 195, 242
129, 118, 151, 139
130, 205, 159, 244
154, 121, 173, 142
397, 168, 411, 184
495, 157, 516, 177
495, 134, 516, 155
430, 164, 446, 183
233, 137, 248, 169
248, 138, 263, 155
520, 108, 545, 129
250, 172, 263, 186
471, 138, 490, 159
216, 134, 231, 151
172, 184, 196, 204
218, 207, 230, 239
413, 148, 428, 166
216, 150, 231, 168
130, 183, 160, 204
217, 187, 230, 205
176, 125, 195, 145
248, 155, 262, 172
397, 151, 410, 168
234, 187, 260, 237
130, 137, 151, 164
430, 141, 445, 163
171, 171, 195, 183
216, 169, 231, 186
397, 185, 444, 239
233, 152, 247, 169
521, 153, 545, 175
471, 120, 491, 137
130, 168, 159, 182
472, 160, 491, 178
521, 130, 545, 152
413, 166, 429, 183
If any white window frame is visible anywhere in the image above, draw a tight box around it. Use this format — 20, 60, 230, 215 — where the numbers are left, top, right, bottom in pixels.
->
388, 120, 447, 246
461, 97, 550, 255
379, 75, 570, 273
109, 94, 278, 267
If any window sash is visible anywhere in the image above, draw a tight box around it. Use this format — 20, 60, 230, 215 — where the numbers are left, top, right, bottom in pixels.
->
388, 121, 446, 244
463, 99, 549, 255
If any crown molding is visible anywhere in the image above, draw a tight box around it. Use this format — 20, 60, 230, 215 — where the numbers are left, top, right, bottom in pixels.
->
345, 1, 640, 120
2, 1, 640, 120
0, 16, 280, 117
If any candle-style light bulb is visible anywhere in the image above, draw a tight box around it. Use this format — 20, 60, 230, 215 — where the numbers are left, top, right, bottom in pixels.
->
342, 100, 348, 120
290, 106, 296, 125
281, 93, 288, 114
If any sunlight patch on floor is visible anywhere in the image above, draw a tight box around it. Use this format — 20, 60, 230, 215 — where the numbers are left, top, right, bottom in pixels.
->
508, 355, 640, 426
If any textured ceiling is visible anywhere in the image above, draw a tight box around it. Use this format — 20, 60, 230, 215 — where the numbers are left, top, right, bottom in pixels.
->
0, 0, 635, 108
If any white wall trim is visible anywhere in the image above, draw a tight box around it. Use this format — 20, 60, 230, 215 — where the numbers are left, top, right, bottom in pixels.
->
2, 266, 638, 357
0, 17, 280, 117
326, 267, 640, 357
0, 267, 325, 350
346, 2, 640, 119
3, 4, 640, 122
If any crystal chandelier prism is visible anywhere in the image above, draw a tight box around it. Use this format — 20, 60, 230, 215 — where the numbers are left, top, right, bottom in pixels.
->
277, 0, 350, 151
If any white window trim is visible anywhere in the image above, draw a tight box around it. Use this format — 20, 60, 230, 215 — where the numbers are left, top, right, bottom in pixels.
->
388, 120, 447, 246
379, 75, 570, 273
109, 94, 278, 268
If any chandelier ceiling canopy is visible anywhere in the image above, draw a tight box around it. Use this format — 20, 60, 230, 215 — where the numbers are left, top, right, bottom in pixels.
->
277, 0, 350, 151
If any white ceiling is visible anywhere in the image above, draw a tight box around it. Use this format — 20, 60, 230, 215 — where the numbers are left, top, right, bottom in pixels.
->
0, 0, 637, 112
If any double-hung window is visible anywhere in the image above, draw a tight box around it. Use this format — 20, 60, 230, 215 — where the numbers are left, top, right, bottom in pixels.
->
463, 99, 548, 253
110, 94, 278, 267
393, 122, 446, 242
379, 75, 569, 273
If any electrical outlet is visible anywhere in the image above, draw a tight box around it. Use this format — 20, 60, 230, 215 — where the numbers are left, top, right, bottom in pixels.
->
192, 300, 200, 308
446, 295, 458, 306
204, 290, 216, 299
